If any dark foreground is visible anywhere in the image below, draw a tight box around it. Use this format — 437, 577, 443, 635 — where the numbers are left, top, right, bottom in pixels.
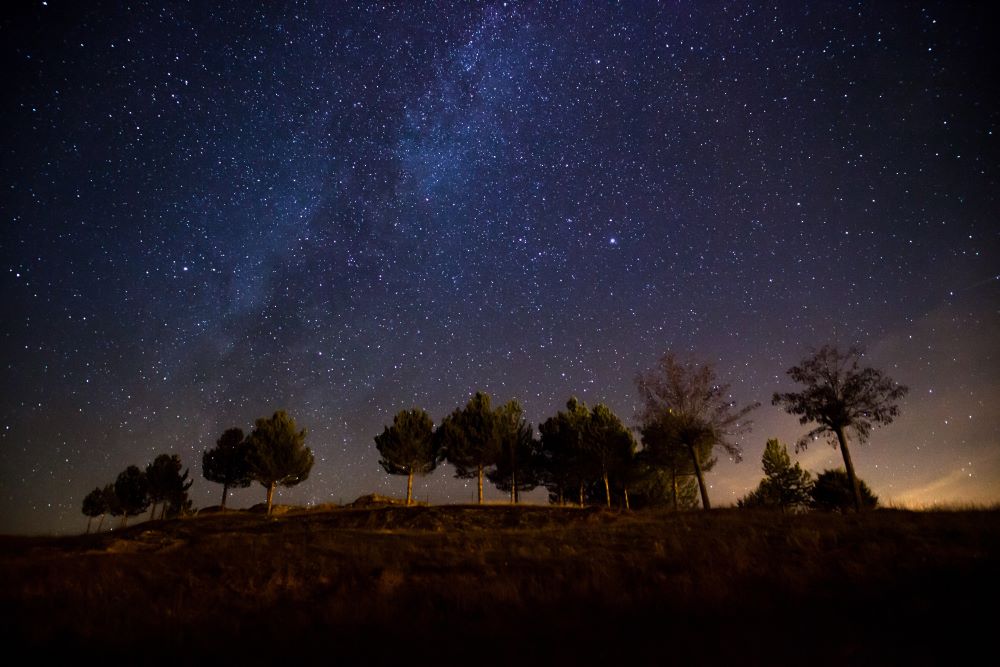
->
1, 505, 997, 665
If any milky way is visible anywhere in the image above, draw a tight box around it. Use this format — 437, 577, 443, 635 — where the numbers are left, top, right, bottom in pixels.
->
2, 1, 998, 534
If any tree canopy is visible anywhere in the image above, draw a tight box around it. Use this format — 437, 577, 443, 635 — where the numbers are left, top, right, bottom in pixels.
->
773, 345, 907, 511
738, 439, 813, 511
114, 465, 150, 527
247, 411, 314, 516
146, 454, 192, 520
203, 427, 253, 509
811, 469, 878, 512
375, 408, 440, 505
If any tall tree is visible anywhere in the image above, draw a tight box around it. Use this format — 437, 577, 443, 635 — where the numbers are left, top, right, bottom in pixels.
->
374, 408, 439, 506
773, 345, 908, 512
487, 402, 538, 504
81, 487, 107, 534
114, 465, 150, 528
203, 427, 253, 509
101, 484, 120, 530
246, 410, 314, 516
636, 353, 757, 510
438, 392, 519, 504
538, 398, 592, 506
146, 454, 192, 520
737, 439, 813, 511
585, 403, 636, 508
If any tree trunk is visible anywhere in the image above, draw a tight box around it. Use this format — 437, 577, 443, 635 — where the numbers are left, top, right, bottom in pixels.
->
510, 467, 516, 504
121, 512, 129, 529
149, 502, 158, 520
623, 486, 630, 511
835, 426, 864, 512
477, 465, 484, 504
689, 444, 711, 510
160, 503, 167, 520
406, 471, 414, 506
671, 469, 678, 511
558, 487, 564, 506
578, 482, 585, 508
266, 482, 276, 516
97, 513, 105, 532
220, 482, 229, 510
602, 471, 611, 508
86, 516, 92, 534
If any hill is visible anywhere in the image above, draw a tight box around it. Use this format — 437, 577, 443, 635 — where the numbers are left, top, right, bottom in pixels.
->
1, 504, 997, 664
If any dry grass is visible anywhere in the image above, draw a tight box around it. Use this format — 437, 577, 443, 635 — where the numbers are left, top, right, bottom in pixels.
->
1, 505, 997, 664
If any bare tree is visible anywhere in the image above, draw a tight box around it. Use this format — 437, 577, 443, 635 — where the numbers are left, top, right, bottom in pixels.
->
636, 353, 757, 510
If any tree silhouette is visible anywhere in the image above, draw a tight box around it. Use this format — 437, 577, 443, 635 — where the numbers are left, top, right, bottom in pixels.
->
538, 398, 592, 506
486, 402, 537, 504
203, 427, 253, 509
811, 469, 878, 512
639, 415, 716, 511
101, 483, 121, 529
114, 465, 150, 528
636, 353, 757, 510
773, 345, 908, 512
247, 410, 314, 516
146, 454, 192, 520
438, 392, 519, 504
584, 403, 636, 508
374, 408, 439, 506
737, 439, 812, 511
81, 487, 107, 534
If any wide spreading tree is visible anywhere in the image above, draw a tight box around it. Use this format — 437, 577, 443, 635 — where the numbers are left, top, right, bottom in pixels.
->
773, 345, 907, 512
374, 408, 440, 505
246, 410, 314, 516
203, 427, 254, 509
738, 439, 813, 511
636, 352, 758, 510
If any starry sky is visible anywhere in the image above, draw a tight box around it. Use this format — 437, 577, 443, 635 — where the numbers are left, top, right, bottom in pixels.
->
2, 1, 998, 535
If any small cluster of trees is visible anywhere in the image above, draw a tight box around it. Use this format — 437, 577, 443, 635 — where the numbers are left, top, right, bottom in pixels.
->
81, 454, 192, 531
737, 439, 878, 512
375, 345, 908, 512
201, 410, 314, 516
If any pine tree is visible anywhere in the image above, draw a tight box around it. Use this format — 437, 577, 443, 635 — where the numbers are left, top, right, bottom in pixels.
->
246, 411, 314, 516
203, 427, 253, 509
738, 439, 812, 511
146, 454, 191, 520
374, 408, 439, 505
438, 392, 511, 504
486, 402, 538, 504
538, 398, 592, 506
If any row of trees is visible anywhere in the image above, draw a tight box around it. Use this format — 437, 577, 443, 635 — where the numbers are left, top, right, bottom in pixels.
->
81, 454, 192, 531
374, 346, 908, 512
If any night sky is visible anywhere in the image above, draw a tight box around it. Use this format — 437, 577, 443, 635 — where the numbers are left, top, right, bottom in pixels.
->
2, 1, 997, 535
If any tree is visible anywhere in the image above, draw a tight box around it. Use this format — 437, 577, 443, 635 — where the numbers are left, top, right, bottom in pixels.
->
114, 465, 150, 528
101, 484, 121, 529
486, 402, 538, 504
146, 454, 192, 520
737, 439, 813, 511
81, 487, 108, 534
773, 345, 908, 512
639, 412, 717, 511
375, 408, 440, 506
538, 398, 593, 507
811, 469, 878, 512
203, 427, 253, 509
246, 410, 314, 516
636, 353, 757, 510
584, 403, 636, 508
438, 392, 518, 504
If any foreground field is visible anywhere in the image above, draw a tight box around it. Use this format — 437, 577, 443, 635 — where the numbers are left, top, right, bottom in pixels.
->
2, 505, 997, 664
